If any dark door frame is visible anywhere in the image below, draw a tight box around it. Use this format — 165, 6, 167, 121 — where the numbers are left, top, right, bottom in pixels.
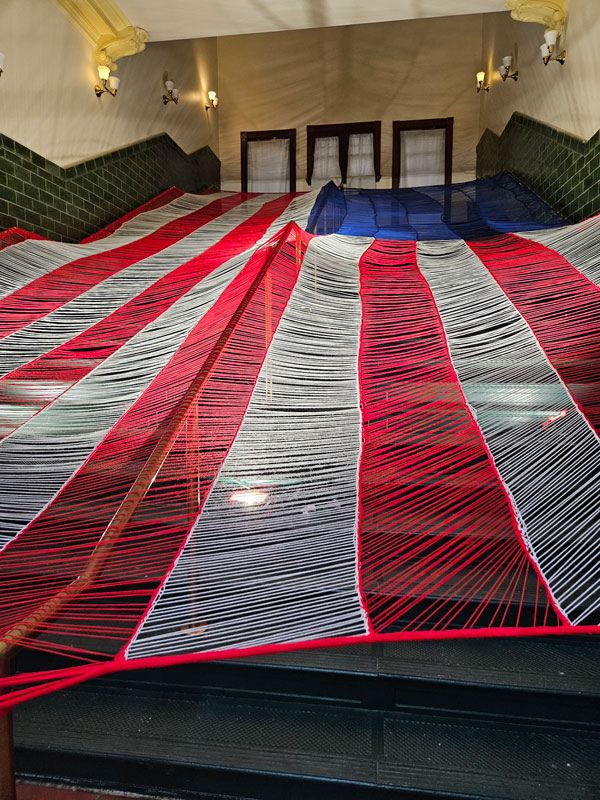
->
392, 118, 453, 189
240, 129, 296, 192
306, 121, 382, 186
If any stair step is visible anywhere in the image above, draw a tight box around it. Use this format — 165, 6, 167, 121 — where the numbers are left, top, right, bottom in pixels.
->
235, 636, 600, 693
14, 680, 600, 800
16, 635, 600, 724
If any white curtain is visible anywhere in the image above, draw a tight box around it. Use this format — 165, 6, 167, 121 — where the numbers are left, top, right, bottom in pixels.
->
346, 132, 376, 189
312, 136, 341, 190
248, 138, 290, 192
399, 129, 446, 188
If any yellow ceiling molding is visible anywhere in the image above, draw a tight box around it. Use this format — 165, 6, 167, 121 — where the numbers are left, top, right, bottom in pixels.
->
95, 26, 149, 70
55, 0, 149, 69
505, 0, 569, 33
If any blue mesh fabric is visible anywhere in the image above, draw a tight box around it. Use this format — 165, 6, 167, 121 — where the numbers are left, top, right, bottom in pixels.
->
306, 174, 564, 240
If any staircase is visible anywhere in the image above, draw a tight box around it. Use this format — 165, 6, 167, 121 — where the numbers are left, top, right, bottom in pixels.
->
13, 635, 600, 799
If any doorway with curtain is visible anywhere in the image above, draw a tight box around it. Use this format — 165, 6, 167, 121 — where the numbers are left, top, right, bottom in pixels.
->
241, 129, 296, 192
392, 118, 453, 189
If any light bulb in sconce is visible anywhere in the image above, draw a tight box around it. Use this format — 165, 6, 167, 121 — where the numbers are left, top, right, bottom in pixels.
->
498, 55, 518, 82
95, 65, 119, 97
541, 29, 566, 65
476, 71, 489, 93
0, 52, 5, 77
163, 78, 180, 105
206, 89, 219, 109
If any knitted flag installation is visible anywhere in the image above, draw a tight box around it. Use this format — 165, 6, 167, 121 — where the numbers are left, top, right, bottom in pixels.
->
0, 189, 599, 711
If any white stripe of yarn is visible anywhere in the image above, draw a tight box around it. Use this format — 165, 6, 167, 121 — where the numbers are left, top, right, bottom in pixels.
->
480, 239, 600, 453
0, 194, 281, 379
518, 214, 600, 288
0, 193, 222, 300
0, 192, 296, 553
419, 245, 561, 618
417, 239, 600, 626
256, 190, 320, 244
0, 242, 259, 549
126, 233, 373, 660
99, 192, 232, 244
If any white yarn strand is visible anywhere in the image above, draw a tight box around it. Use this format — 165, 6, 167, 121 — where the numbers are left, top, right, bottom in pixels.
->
519, 214, 600, 287
127, 233, 373, 659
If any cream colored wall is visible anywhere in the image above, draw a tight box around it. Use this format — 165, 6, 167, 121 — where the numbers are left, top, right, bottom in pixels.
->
479, 0, 600, 140
216, 15, 485, 191
0, 0, 219, 166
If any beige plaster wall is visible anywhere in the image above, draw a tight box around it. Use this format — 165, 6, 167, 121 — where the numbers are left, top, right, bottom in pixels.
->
216, 15, 485, 190
0, 0, 219, 166
479, 0, 600, 141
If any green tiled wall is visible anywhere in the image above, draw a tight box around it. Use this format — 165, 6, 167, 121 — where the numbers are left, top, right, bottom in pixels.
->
0, 133, 220, 242
477, 112, 600, 223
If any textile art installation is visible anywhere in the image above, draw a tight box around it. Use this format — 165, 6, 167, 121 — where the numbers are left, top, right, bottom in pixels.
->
0, 182, 599, 711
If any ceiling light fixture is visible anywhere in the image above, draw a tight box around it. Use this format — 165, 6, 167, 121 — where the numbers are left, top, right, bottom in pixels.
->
498, 55, 519, 82
476, 71, 490, 93
163, 79, 180, 105
206, 90, 219, 110
540, 29, 566, 65
95, 65, 120, 97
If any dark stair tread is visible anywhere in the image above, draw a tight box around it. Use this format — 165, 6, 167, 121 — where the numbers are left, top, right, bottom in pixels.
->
15, 635, 600, 701
229, 636, 600, 694
14, 683, 600, 800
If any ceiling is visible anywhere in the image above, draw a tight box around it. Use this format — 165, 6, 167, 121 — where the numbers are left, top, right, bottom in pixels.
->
117, 0, 508, 41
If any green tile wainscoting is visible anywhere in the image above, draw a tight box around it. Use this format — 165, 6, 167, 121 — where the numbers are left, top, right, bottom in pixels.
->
0, 134, 221, 242
477, 112, 600, 223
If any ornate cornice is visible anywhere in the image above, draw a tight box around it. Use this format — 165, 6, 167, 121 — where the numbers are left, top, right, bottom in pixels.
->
55, 0, 149, 69
95, 26, 150, 70
505, 0, 569, 33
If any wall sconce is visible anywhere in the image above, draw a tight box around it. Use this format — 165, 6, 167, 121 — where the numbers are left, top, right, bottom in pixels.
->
0, 53, 5, 77
95, 65, 120, 97
206, 90, 219, 110
163, 80, 180, 105
476, 71, 490, 93
540, 30, 566, 65
498, 55, 518, 82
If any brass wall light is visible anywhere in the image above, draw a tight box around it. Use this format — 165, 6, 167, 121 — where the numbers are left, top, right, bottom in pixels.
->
206, 90, 219, 110
540, 29, 566, 65
95, 65, 120, 97
476, 71, 490, 93
0, 53, 5, 77
498, 55, 519, 82
163, 80, 180, 105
